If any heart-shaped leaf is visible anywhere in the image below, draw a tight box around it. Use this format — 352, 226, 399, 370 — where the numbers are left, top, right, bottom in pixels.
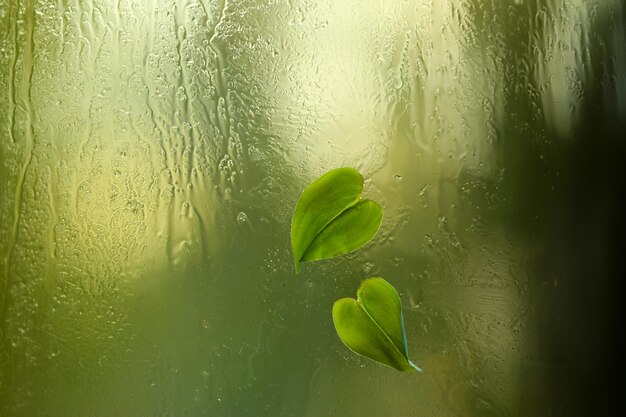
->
332, 277, 421, 372
291, 168, 382, 273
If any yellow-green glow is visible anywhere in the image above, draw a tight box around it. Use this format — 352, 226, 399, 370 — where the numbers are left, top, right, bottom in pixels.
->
1, 0, 623, 416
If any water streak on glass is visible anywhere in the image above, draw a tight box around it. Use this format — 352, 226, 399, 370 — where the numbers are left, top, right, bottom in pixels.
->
1, 1, 624, 416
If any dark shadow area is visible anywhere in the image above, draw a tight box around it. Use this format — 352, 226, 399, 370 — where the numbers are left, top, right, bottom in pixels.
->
499, 4, 625, 417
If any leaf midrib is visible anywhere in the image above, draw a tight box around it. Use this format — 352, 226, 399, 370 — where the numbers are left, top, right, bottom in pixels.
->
297, 196, 361, 264
355, 298, 407, 365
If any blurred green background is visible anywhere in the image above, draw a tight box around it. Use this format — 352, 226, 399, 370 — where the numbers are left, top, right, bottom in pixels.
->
1, 1, 624, 416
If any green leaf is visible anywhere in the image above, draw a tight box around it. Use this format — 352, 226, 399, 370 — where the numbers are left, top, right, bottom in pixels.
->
291, 168, 383, 272
332, 277, 421, 372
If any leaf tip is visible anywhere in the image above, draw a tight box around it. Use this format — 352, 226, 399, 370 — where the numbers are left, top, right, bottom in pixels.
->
409, 361, 422, 373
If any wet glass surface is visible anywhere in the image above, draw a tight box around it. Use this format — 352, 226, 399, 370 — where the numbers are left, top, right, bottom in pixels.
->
1, 1, 624, 416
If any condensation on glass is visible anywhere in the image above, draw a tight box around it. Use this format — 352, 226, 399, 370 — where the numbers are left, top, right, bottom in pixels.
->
1, 1, 624, 416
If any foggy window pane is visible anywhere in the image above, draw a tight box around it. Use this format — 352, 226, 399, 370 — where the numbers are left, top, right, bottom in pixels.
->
1, 1, 623, 416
